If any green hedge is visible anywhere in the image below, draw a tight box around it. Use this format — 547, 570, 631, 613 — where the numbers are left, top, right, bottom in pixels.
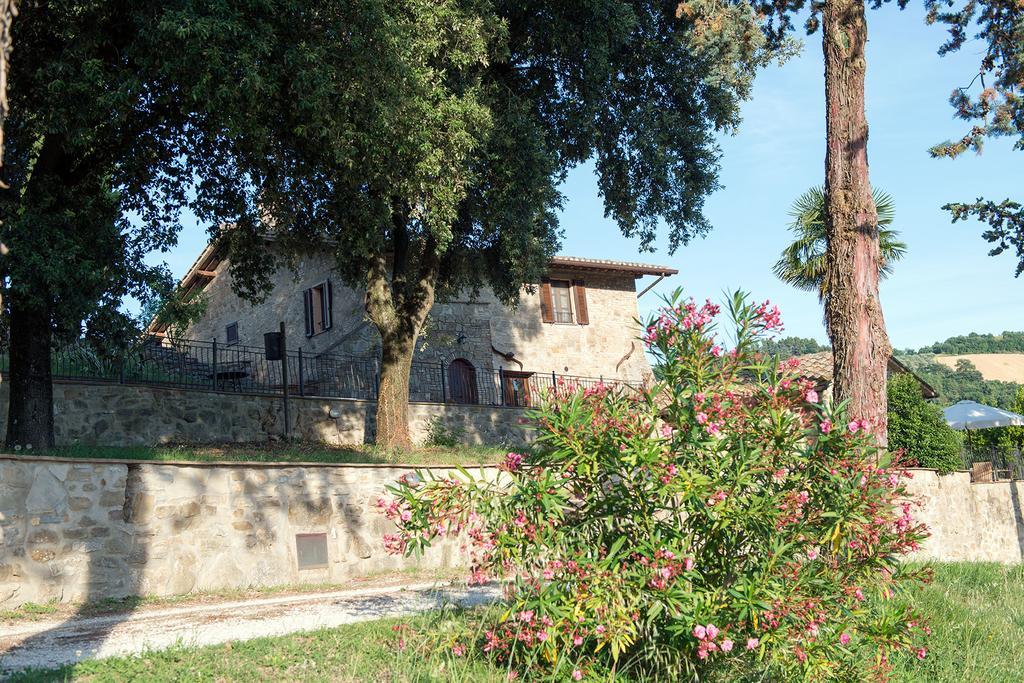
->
888, 373, 963, 473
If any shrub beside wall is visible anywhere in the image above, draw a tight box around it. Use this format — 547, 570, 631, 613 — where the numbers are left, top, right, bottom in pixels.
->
887, 373, 963, 473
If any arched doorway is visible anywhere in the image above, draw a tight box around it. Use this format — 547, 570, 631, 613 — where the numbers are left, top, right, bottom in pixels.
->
448, 358, 478, 404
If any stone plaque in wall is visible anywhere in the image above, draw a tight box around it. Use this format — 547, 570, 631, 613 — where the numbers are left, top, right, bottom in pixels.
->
971, 461, 994, 483
296, 532, 329, 570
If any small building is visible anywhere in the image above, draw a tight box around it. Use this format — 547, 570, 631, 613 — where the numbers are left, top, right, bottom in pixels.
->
792, 351, 938, 400
151, 242, 676, 406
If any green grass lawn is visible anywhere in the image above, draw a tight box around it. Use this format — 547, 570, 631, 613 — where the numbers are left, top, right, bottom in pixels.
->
31, 442, 506, 467
7, 563, 1024, 682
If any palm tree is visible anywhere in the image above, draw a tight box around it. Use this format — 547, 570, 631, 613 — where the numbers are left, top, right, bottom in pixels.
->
773, 186, 907, 303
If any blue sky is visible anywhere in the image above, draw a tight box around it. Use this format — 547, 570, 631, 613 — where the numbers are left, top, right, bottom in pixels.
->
163, 5, 1022, 350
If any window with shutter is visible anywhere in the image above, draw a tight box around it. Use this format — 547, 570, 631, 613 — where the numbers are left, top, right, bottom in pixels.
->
550, 279, 573, 323
225, 322, 239, 345
572, 280, 589, 325
303, 281, 334, 336
540, 280, 555, 323
303, 290, 314, 337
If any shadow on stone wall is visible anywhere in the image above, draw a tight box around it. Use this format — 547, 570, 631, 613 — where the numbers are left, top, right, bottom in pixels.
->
1007, 481, 1024, 559
1, 457, 459, 674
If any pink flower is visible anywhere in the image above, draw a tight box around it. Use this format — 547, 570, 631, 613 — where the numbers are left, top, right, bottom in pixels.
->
807, 547, 819, 561
452, 643, 466, 657
847, 420, 860, 434
693, 625, 707, 640
839, 632, 851, 645
572, 670, 583, 681
696, 412, 708, 424
916, 648, 927, 660
711, 345, 723, 357
684, 557, 695, 571
705, 624, 719, 640
820, 419, 832, 434
805, 389, 819, 403
400, 510, 412, 522
501, 451, 524, 472
746, 638, 759, 650
721, 639, 734, 652
519, 610, 534, 623
573, 634, 584, 646
660, 423, 675, 438
795, 646, 807, 663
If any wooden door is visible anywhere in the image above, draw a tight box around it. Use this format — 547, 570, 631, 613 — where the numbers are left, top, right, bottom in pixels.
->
448, 359, 478, 404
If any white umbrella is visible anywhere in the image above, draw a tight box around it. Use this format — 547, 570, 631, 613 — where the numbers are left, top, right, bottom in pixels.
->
943, 400, 1024, 431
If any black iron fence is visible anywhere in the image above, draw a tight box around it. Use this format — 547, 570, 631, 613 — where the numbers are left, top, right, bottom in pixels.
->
0, 336, 638, 408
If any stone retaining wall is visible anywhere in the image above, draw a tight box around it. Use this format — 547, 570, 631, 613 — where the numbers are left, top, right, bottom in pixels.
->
2, 460, 1022, 610
0, 381, 531, 448
904, 469, 1024, 563
0, 456, 489, 609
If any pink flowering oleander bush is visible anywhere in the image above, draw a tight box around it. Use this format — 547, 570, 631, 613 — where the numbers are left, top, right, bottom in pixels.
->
380, 290, 931, 681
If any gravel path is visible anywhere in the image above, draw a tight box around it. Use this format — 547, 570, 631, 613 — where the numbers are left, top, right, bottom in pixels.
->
0, 582, 499, 675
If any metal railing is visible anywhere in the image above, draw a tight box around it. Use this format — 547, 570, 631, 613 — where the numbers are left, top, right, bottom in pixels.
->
0, 336, 639, 408
962, 447, 1024, 481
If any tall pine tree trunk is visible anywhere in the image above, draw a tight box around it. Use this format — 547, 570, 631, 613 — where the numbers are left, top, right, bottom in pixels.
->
6, 296, 54, 449
822, 0, 891, 444
365, 225, 439, 450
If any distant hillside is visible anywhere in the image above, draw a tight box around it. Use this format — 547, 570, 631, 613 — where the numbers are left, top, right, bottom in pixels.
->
897, 354, 1023, 408
909, 331, 1024, 355
933, 354, 1024, 384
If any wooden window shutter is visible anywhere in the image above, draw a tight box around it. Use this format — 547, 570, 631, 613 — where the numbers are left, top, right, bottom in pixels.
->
303, 289, 314, 337
539, 279, 555, 324
324, 280, 334, 331
572, 280, 589, 325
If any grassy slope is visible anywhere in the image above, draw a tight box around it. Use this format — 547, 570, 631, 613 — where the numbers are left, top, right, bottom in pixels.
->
7, 563, 1024, 682
887, 563, 1024, 682
25, 442, 505, 466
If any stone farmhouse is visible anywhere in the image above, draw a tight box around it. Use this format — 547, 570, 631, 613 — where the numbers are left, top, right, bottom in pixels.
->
150, 242, 677, 406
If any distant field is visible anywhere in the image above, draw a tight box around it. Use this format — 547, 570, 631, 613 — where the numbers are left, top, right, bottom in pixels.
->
934, 353, 1024, 383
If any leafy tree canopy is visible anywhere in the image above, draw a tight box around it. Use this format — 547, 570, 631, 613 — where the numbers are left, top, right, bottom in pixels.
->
754, 336, 830, 358
887, 372, 963, 473
896, 355, 1023, 409
925, 0, 1024, 276
181, 0, 789, 446
0, 1, 197, 346
906, 330, 1024, 355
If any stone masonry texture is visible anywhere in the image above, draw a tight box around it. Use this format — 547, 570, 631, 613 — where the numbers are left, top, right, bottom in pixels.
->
1, 459, 1021, 610
184, 251, 651, 383
0, 381, 532, 448
0, 457, 485, 609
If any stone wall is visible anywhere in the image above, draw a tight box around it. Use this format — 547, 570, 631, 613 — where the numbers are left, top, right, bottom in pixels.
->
3, 461, 1024, 610
0, 381, 531, 448
904, 470, 1024, 563
0, 456, 488, 609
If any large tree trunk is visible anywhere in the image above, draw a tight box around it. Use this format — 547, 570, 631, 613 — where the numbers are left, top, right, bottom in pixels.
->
375, 328, 417, 449
364, 224, 440, 450
822, 0, 892, 444
5, 296, 54, 449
